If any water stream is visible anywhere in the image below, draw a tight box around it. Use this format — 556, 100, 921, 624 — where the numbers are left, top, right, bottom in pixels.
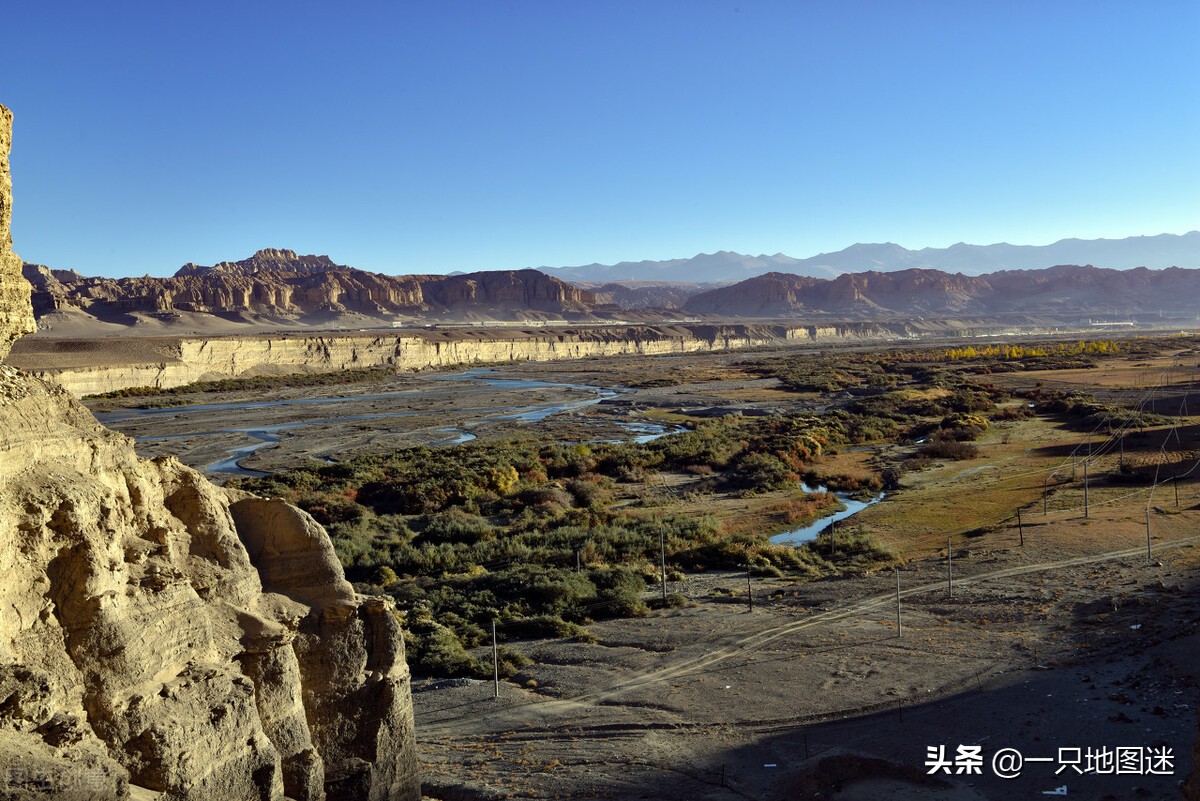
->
768, 483, 886, 545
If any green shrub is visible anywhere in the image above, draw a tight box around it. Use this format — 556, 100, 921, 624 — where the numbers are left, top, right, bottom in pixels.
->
409, 623, 481, 678
495, 646, 532, 678
918, 440, 978, 460
590, 566, 649, 618
500, 615, 584, 640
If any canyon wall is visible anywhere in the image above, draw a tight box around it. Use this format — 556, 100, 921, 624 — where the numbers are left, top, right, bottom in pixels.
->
12, 322, 920, 397
0, 104, 419, 800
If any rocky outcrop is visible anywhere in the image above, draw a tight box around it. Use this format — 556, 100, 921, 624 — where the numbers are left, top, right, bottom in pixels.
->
27, 248, 597, 324
175, 249, 347, 279
0, 105, 418, 799
0, 375, 420, 799
0, 105, 35, 359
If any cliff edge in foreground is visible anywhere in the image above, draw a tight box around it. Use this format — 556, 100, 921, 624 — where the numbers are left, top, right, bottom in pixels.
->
0, 105, 418, 800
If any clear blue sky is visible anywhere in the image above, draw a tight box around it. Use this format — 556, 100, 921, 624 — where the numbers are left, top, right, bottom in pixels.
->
2, 1, 1198, 277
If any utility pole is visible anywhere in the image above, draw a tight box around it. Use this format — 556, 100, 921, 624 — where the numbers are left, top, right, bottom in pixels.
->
746, 564, 753, 612
829, 520, 836, 557
1145, 508, 1152, 564
1083, 460, 1090, 519
659, 528, 667, 603
1016, 507, 1024, 547
895, 568, 902, 638
492, 620, 500, 700
575, 549, 581, 573
946, 537, 953, 598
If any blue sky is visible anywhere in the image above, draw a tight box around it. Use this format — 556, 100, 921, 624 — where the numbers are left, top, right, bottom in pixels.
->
2, 1, 1198, 277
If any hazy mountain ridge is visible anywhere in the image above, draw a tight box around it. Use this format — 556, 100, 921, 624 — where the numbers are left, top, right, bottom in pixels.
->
683, 264, 1200, 318
544, 251, 814, 283
545, 232, 1200, 283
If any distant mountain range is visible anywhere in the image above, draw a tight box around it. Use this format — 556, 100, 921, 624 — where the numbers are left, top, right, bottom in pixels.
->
683, 265, 1200, 319
20, 238, 1200, 335
542, 232, 1200, 284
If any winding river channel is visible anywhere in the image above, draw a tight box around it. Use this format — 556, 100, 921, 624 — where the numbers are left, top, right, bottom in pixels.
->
768, 484, 886, 545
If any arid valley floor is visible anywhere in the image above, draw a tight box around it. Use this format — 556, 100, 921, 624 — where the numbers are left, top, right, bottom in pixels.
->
82, 338, 1200, 800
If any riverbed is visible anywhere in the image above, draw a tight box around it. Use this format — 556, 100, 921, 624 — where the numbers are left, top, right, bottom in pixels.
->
89, 365, 887, 538
93, 367, 681, 478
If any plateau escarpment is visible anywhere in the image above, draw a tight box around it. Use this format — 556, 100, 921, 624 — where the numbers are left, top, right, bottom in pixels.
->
0, 104, 418, 799
9, 322, 929, 397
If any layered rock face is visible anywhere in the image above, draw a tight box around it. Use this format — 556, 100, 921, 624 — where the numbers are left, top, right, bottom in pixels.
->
0, 106, 418, 799
0, 106, 35, 358
10, 322, 927, 397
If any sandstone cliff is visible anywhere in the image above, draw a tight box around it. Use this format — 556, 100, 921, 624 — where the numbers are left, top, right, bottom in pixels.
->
0, 106, 418, 800
9, 322, 927, 397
